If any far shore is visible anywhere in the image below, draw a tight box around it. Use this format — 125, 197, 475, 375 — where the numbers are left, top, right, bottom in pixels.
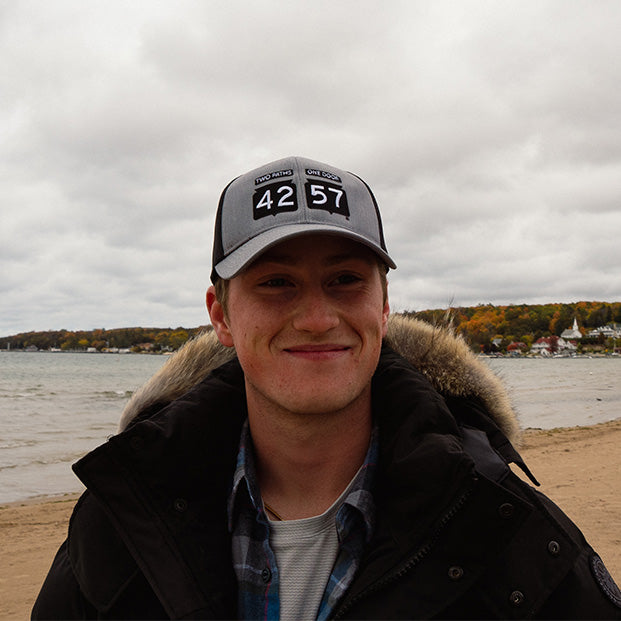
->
3, 348, 621, 358
1, 418, 620, 618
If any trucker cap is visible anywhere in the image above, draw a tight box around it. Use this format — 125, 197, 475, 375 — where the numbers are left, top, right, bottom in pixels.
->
211, 156, 396, 281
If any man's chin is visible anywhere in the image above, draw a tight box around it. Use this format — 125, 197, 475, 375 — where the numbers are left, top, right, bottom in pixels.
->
275, 388, 370, 418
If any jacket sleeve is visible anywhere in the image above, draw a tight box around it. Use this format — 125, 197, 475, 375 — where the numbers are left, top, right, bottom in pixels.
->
31, 540, 97, 620
527, 486, 621, 619
453, 398, 620, 617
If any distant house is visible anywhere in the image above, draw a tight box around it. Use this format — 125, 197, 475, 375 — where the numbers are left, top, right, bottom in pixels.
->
560, 318, 582, 340
563, 340, 578, 353
531, 336, 575, 355
588, 323, 621, 339
507, 342, 527, 356
531, 338, 553, 355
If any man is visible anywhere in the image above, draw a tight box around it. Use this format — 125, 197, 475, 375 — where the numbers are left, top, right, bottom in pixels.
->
34, 156, 620, 619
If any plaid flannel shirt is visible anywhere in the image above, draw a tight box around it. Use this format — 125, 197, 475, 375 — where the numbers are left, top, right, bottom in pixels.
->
228, 421, 378, 620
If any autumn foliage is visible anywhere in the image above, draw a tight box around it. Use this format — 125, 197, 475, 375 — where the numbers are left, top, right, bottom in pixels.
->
404, 301, 621, 351
2, 326, 210, 353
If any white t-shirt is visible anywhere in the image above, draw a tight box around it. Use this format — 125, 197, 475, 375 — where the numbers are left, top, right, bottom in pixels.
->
266, 474, 360, 621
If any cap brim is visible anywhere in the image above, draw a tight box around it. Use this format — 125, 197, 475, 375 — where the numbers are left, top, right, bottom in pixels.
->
214, 224, 396, 280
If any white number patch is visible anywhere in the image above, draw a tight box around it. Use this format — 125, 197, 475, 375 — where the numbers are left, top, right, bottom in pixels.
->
305, 181, 349, 217
253, 181, 298, 219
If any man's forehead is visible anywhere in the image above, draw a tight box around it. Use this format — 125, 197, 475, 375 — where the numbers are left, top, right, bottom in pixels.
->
253, 235, 377, 267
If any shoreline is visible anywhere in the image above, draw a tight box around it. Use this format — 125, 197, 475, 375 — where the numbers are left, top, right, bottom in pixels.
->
2, 416, 618, 508
1, 490, 82, 509
2, 419, 620, 618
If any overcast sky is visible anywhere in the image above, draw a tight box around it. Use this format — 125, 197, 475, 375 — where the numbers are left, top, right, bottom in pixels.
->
2, 1, 620, 336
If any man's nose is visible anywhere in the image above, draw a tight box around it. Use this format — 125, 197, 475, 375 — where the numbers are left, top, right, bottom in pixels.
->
291, 289, 340, 333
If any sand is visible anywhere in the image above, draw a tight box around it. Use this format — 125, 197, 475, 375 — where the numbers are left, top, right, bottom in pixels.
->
1, 419, 620, 619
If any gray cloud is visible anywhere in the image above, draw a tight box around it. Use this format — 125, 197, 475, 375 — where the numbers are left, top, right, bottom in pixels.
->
1, 0, 621, 335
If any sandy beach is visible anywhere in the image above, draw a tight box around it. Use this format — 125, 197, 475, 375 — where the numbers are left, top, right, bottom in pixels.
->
1, 419, 620, 619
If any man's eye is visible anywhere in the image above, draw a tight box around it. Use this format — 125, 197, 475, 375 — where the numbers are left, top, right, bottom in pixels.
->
333, 274, 362, 286
260, 278, 291, 287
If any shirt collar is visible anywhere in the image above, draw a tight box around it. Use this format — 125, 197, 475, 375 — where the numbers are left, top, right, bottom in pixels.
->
339, 425, 378, 543
227, 420, 378, 540
227, 419, 261, 531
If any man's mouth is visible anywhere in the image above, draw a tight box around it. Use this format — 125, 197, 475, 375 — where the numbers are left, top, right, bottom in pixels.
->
283, 344, 351, 360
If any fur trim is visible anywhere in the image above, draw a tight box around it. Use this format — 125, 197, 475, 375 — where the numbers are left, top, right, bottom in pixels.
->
118, 330, 235, 432
119, 316, 520, 443
384, 315, 519, 444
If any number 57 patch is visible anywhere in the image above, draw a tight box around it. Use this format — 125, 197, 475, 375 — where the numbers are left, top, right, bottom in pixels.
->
305, 181, 349, 218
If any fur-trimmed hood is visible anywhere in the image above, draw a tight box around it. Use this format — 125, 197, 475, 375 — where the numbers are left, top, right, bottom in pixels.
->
119, 315, 520, 443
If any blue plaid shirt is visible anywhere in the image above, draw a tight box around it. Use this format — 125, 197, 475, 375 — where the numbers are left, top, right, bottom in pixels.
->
227, 421, 378, 620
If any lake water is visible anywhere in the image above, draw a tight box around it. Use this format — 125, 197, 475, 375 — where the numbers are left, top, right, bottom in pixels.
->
1, 352, 620, 504
0, 352, 167, 504
485, 357, 621, 429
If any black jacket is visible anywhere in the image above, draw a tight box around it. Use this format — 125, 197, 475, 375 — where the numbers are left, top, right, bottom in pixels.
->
33, 318, 621, 619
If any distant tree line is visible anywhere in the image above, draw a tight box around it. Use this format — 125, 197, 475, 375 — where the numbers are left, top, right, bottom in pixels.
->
2, 301, 620, 353
2, 326, 211, 352
405, 301, 621, 352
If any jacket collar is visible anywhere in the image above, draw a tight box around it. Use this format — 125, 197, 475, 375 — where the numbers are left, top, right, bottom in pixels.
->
119, 315, 520, 445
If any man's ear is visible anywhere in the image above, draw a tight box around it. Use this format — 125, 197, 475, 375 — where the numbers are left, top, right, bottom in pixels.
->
381, 298, 390, 338
206, 285, 234, 348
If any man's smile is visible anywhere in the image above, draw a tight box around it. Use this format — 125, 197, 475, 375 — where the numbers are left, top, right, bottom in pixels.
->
283, 344, 352, 360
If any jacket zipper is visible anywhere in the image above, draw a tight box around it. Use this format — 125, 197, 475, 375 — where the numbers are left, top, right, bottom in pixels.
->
332, 477, 477, 619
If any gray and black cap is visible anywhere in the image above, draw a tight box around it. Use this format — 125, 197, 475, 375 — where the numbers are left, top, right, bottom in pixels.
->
211, 156, 396, 282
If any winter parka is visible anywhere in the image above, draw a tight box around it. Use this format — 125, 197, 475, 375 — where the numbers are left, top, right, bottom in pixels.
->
32, 316, 621, 619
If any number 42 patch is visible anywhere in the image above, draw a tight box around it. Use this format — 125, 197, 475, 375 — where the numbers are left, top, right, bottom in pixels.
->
253, 181, 298, 220
253, 180, 350, 220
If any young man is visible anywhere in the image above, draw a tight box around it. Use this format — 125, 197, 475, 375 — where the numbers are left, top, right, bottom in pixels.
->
34, 157, 620, 619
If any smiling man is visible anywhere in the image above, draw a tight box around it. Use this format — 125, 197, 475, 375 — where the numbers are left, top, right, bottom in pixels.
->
208, 235, 387, 518
34, 157, 620, 619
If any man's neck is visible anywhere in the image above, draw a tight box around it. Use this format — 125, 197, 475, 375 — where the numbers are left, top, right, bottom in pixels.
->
246, 390, 373, 521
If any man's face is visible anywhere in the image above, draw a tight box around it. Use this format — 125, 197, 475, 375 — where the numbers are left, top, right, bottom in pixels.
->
208, 234, 389, 418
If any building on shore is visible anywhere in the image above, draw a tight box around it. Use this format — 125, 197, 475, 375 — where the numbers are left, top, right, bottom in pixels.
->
531, 336, 577, 356
587, 323, 621, 339
560, 318, 582, 340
